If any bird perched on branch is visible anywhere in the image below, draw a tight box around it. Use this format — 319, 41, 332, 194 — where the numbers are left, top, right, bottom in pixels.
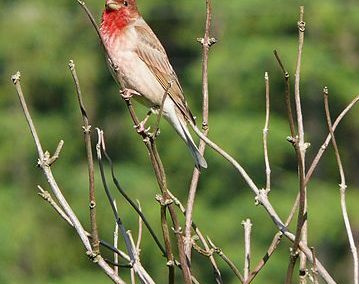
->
100, 0, 207, 169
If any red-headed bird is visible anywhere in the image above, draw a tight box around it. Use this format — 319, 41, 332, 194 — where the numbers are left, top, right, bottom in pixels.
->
100, 0, 207, 169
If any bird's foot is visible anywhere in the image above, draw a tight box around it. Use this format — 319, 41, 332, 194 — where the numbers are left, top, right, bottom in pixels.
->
120, 88, 141, 100
135, 120, 151, 136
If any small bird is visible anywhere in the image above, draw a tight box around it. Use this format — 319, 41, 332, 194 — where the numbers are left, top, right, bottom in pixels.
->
100, 0, 207, 169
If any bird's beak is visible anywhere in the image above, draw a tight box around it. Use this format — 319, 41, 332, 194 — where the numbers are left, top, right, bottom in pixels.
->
105, 0, 121, 11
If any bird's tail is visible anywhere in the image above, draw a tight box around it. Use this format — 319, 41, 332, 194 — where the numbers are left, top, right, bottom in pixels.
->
176, 116, 208, 169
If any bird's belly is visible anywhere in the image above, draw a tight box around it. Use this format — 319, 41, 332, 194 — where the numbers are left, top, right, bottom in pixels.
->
111, 50, 164, 107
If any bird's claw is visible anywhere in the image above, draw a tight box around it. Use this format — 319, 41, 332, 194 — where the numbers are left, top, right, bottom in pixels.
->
120, 88, 141, 100
135, 121, 151, 135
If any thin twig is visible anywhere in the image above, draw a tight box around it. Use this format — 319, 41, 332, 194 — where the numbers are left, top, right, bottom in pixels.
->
242, 219, 252, 282
128, 231, 137, 284
38, 185, 130, 261
153, 80, 173, 136
323, 87, 358, 284
184, 0, 215, 261
185, 0, 216, 264
69, 59, 100, 254
305, 94, 359, 185
263, 72, 271, 192
158, 198, 175, 284
37, 185, 73, 225
151, 140, 192, 284
273, 49, 296, 138
207, 237, 244, 283
310, 247, 319, 284
113, 200, 120, 275
136, 200, 143, 252
286, 7, 308, 283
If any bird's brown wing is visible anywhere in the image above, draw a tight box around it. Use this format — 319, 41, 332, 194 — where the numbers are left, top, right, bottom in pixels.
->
134, 23, 195, 123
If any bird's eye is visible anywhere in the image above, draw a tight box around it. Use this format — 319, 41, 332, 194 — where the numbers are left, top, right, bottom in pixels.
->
123, 1, 128, 6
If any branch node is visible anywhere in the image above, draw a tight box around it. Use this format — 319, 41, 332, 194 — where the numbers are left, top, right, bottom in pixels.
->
299, 268, 308, 277
166, 260, 175, 267
255, 189, 268, 206
82, 125, 92, 134
11, 71, 21, 84
155, 194, 173, 206
89, 200, 96, 209
286, 136, 298, 145
86, 250, 100, 263
172, 226, 183, 235
202, 121, 209, 131
298, 20, 306, 32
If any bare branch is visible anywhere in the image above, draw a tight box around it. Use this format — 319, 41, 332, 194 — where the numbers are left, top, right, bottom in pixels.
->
185, 0, 216, 263
136, 200, 144, 252
113, 200, 119, 275
323, 87, 358, 284
242, 219, 252, 282
286, 6, 308, 283
273, 50, 296, 138
263, 72, 271, 192
306, 94, 359, 184
69, 59, 100, 254
310, 247, 319, 284
207, 237, 244, 283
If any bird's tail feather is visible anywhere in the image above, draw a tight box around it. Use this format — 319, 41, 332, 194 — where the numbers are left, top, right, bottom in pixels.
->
178, 118, 207, 169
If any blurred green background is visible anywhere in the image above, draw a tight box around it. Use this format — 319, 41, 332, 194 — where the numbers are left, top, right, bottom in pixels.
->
1, 0, 359, 283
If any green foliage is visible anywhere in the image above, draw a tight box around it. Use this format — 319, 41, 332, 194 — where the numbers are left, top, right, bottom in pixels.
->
1, 0, 358, 283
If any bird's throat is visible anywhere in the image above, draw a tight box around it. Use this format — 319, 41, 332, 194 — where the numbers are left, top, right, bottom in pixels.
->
101, 10, 132, 35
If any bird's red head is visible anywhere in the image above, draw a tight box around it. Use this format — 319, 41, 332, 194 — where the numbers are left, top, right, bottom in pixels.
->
101, 0, 139, 34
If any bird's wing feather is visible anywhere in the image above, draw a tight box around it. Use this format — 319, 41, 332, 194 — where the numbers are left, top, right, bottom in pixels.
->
134, 22, 195, 123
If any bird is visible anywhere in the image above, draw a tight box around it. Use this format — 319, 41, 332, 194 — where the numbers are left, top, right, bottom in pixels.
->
100, 0, 207, 169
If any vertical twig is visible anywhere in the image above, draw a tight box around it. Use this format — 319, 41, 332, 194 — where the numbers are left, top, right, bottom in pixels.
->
323, 87, 358, 284
69, 59, 100, 254
185, 0, 216, 261
273, 49, 297, 139
286, 6, 308, 283
242, 219, 252, 282
159, 201, 175, 284
113, 200, 120, 275
246, 193, 299, 284
150, 140, 192, 284
263, 72, 271, 191
136, 200, 144, 252
310, 247, 319, 284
